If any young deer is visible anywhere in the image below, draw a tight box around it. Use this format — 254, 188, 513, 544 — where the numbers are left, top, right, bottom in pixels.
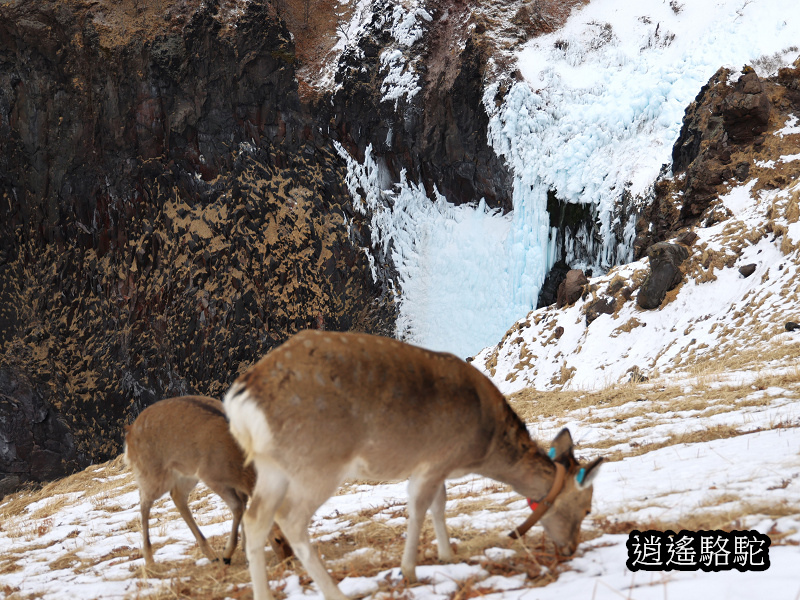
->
223, 331, 603, 600
124, 395, 291, 566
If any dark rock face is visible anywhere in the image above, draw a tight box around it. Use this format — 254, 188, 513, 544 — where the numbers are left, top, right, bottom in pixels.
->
0, 0, 612, 492
673, 68, 773, 221
556, 269, 588, 308
721, 71, 772, 143
322, 0, 513, 212
777, 63, 800, 110
637, 242, 690, 309
0, 0, 395, 491
0, 360, 78, 491
538, 260, 570, 308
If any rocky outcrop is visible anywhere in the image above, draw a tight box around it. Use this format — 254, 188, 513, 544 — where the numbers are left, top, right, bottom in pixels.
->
585, 296, 615, 324
635, 60, 800, 253
321, 0, 513, 211
637, 242, 689, 309
721, 70, 772, 143
672, 68, 769, 221
538, 260, 570, 308
0, 360, 77, 495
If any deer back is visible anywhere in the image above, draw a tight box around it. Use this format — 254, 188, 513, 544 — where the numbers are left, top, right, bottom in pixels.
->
125, 396, 255, 495
228, 331, 516, 482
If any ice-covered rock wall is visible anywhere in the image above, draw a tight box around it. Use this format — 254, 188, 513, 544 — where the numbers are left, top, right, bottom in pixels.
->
337, 143, 523, 358
337, 0, 800, 359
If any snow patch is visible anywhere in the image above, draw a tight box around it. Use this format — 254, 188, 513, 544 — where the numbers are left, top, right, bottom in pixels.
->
378, 2, 432, 107
720, 180, 757, 217
777, 114, 800, 137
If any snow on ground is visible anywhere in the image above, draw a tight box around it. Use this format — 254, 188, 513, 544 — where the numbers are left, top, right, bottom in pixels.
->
2, 366, 799, 599
339, 0, 800, 359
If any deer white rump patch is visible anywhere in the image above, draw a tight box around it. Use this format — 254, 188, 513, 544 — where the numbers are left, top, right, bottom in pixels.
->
223, 383, 273, 465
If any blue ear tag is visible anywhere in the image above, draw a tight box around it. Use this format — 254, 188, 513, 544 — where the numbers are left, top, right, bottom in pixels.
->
576, 467, 586, 485
548, 447, 556, 460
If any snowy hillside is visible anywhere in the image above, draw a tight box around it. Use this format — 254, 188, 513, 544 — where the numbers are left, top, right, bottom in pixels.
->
340, 0, 800, 358
473, 89, 800, 393
1, 365, 799, 599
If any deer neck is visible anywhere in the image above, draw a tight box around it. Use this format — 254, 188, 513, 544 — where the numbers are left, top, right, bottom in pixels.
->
477, 408, 558, 500
483, 443, 557, 500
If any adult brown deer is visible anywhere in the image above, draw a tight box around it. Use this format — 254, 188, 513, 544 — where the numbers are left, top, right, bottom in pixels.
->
223, 331, 602, 600
124, 395, 291, 566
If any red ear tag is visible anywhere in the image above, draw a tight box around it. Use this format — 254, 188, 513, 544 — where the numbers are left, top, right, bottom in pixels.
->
527, 498, 538, 511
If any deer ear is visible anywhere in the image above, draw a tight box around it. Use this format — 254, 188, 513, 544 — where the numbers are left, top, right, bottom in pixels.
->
549, 428, 574, 460
576, 457, 603, 490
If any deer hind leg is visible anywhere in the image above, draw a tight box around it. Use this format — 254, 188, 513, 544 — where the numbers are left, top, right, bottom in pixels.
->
170, 475, 215, 561
139, 494, 156, 566
275, 486, 348, 600
208, 484, 247, 564
244, 463, 289, 600
237, 490, 249, 561
430, 482, 454, 562
401, 475, 447, 583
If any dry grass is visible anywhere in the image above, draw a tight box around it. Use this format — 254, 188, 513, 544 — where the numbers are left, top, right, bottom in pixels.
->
509, 379, 676, 423
682, 341, 800, 376
123, 557, 257, 600
1, 455, 130, 520
511, 361, 800, 442
598, 424, 752, 463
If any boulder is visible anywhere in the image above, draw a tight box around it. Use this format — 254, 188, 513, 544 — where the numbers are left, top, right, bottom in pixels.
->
722, 70, 772, 143
738, 263, 757, 278
637, 242, 690, 309
556, 269, 588, 308
538, 260, 571, 308
675, 231, 698, 247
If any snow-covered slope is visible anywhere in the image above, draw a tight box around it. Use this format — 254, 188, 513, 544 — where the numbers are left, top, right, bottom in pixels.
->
2, 365, 799, 599
474, 104, 800, 393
